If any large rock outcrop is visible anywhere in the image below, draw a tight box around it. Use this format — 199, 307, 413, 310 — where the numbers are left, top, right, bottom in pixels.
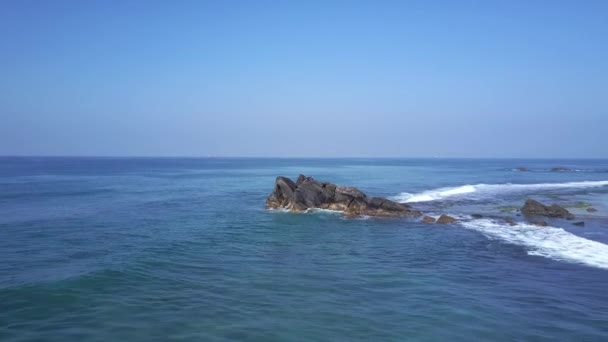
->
266, 175, 421, 217
521, 199, 574, 219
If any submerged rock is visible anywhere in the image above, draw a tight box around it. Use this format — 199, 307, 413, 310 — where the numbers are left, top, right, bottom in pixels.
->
531, 220, 548, 227
587, 207, 598, 213
515, 167, 529, 172
521, 199, 575, 219
573, 221, 585, 227
436, 214, 457, 224
550, 167, 571, 172
566, 201, 592, 209
422, 216, 436, 223
471, 214, 483, 219
499, 205, 519, 213
504, 218, 517, 226
266, 175, 421, 217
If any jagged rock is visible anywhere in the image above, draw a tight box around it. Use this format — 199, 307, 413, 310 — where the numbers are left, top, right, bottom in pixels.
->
587, 207, 598, 213
573, 221, 585, 227
436, 214, 457, 224
422, 216, 436, 223
265, 176, 297, 209
504, 218, 517, 226
266, 175, 421, 217
531, 220, 548, 227
295, 174, 307, 186
521, 199, 574, 219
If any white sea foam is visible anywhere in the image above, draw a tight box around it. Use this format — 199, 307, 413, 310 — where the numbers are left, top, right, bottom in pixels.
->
511, 168, 606, 173
392, 180, 608, 203
268, 208, 343, 215
306, 208, 343, 215
461, 219, 608, 269
267, 207, 291, 213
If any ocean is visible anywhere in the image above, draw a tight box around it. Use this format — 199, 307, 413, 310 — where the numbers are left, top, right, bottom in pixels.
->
1, 157, 608, 341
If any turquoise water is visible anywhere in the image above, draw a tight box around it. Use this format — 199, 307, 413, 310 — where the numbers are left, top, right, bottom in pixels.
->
1, 157, 608, 341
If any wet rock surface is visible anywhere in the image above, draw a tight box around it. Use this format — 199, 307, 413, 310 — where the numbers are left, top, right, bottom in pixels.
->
521, 199, 575, 219
266, 175, 421, 217
436, 214, 457, 224
422, 216, 436, 223
531, 220, 548, 227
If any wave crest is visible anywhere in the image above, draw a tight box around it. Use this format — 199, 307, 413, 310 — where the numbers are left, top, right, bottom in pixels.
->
392, 180, 608, 203
461, 219, 608, 269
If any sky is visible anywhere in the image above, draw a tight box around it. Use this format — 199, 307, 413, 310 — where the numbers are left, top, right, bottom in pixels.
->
0, 1, 607, 158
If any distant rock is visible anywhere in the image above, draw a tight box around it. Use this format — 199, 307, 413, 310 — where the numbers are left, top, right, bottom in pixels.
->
515, 167, 529, 172
587, 207, 598, 213
266, 175, 421, 217
573, 221, 585, 227
471, 214, 483, 219
550, 167, 571, 172
436, 214, 457, 224
531, 220, 548, 227
521, 199, 575, 219
422, 216, 436, 223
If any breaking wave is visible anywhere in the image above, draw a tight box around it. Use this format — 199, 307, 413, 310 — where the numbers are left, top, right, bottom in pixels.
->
461, 219, 608, 269
392, 180, 608, 203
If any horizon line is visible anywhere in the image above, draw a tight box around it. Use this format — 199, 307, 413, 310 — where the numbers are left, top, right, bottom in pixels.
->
1, 155, 608, 160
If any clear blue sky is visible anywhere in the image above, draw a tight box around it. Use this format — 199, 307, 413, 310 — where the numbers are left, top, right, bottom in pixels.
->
1, 1, 606, 157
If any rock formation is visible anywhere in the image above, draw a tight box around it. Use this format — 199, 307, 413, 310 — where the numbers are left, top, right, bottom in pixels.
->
521, 199, 574, 219
422, 216, 436, 223
266, 175, 421, 217
436, 214, 457, 224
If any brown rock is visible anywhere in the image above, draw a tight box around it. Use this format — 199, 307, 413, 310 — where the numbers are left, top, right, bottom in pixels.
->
422, 216, 436, 223
521, 199, 574, 219
504, 218, 517, 226
436, 214, 457, 224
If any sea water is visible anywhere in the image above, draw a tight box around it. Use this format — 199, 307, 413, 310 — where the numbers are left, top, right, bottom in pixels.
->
1, 157, 608, 341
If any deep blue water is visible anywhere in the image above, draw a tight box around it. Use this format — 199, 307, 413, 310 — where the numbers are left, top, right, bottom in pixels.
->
2, 157, 608, 341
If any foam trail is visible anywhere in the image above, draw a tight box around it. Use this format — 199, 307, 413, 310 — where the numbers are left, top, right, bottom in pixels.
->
392, 180, 608, 203
461, 219, 608, 269
306, 208, 343, 215
267, 208, 290, 213
268, 208, 343, 215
